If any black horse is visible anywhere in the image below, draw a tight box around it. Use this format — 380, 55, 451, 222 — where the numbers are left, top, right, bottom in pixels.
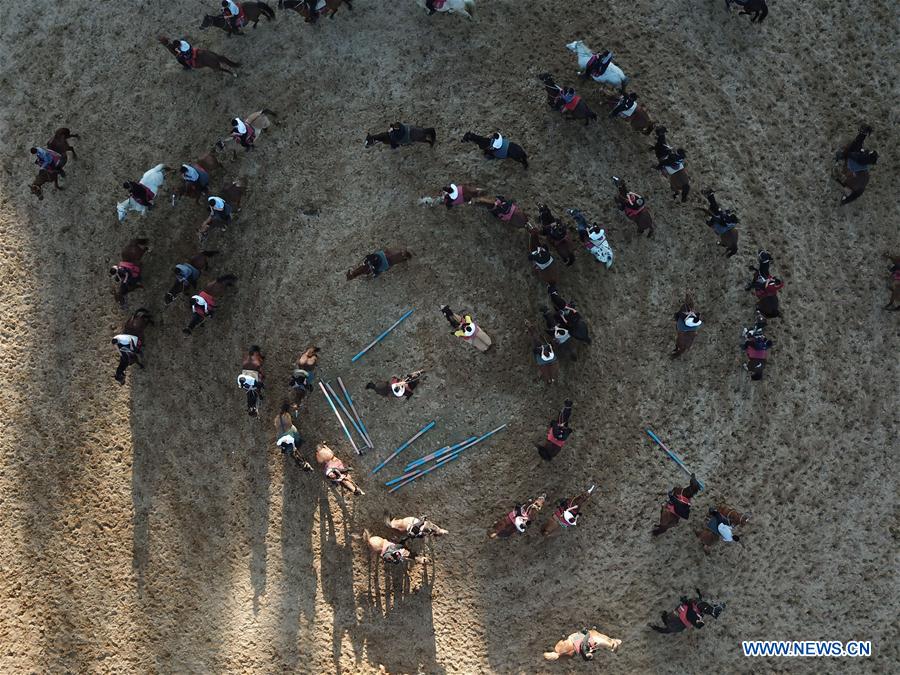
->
649, 589, 726, 634
726, 0, 768, 23
365, 123, 436, 149
200, 2, 276, 35
538, 73, 597, 125
462, 132, 528, 168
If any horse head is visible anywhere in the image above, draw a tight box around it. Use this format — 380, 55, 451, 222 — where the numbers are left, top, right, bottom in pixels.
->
116, 199, 130, 222
364, 134, 374, 147
698, 601, 726, 619
30, 182, 44, 201
199, 15, 214, 30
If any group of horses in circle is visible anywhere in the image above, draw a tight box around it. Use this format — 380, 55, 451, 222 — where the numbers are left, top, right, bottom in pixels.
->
23, 0, 891, 665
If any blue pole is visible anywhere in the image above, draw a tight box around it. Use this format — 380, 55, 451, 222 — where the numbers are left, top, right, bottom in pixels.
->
319, 382, 360, 455
351, 308, 414, 363
403, 435, 478, 473
371, 420, 436, 474
338, 377, 372, 447
326, 382, 369, 448
646, 428, 705, 490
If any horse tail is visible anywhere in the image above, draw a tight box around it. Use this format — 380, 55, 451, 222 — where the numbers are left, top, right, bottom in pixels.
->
257, 2, 276, 19
464, 0, 475, 16
220, 56, 241, 67
543, 652, 560, 661
217, 273, 239, 285
201, 250, 220, 258
759, 5, 768, 21
261, 108, 277, 117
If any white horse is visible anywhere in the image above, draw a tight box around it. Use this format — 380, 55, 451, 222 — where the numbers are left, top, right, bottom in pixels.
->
415, 0, 475, 20
566, 41, 629, 90
117, 164, 167, 222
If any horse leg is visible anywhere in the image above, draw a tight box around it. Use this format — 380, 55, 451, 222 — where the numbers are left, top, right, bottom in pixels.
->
652, 509, 676, 536
840, 188, 864, 205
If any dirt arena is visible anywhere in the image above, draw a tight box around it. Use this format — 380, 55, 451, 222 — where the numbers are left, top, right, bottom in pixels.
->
0, 1, 897, 672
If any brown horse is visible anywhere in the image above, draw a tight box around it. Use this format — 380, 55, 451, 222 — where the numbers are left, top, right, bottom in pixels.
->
239, 346, 265, 417
360, 529, 413, 566
289, 346, 319, 408
885, 254, 900, 310
183, 274, 238, 334
164, 250, 218, 305
199, 3, 276, 35
544, 629, 622, 661
532, 204, 575, 266
316, 443, 364, 495
612, 176, 655, 238
696, 504, 751, 553
471, 195, 531, 229
198, 181, 245, 242
601, 91, 655, 134
112, 308, 153, 384
173, 152, 222, 204
157, 37, 240, 76
30, 170, 63, 201
274, 403, 313, 471
527, 323, 559, 384
649, 590, 726, 634
833, 125, 877, 205
47, 127, 78, 161
279, 0, 353, 22
386, 516, 449, 544
650, 127, 690, 202
528, 232, 560, 284
671, 293, 702, 358
488, 493, 546, 539
538, 73, 598, 125
541, 485, 595, 537
651, 474, 702, 536
346, 249, 413, 280
110, 238, 151, 308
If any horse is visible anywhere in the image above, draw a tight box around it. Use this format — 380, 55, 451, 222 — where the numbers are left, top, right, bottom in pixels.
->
361, 530, 416, 566
671, 293, 702, 358
469, 195, 529, 229
612, 176, 655, 238
528, 232, 559, 284
700, 189, 739, 257
544, 629, 622, 661
386, 516, 449, 544
316, 443, 365, 495
533, 204, 575, 266
885, 254, 900, 310
47, 127, 79, 161
742, 320, 772, 380
274, 402, 313, 471
601, 91, 655, 134
110, 238, 151, 308
538, 73, 597, 125
415, 0, 475, 19
527, 323, 559, 384
200, 2, 276, 35
650, 127, 690, 202
280, 0, 353, 22
651, 474, 702, 536
346, 249, 413, 280
30, 170, 64, 201
238, 346, 265, 417
419, 184, 487, 208
289, 346, 319, 408
541, 485, 595, 537
461, 132, 528, 168
173, 152, 222, 204
198, 180, 245, 242
117, 164, 167, 222
215, 109, 277, 156
649, 590, 725, 634
157, 37, 241, 76
833, 125, 877, 205
697, 504, 751, 553
536, 400, 573, 461
164, 251, 218, 305
548, 284, 591, 344
112, 309, 153, 384
183, 274, 238, 334
565, 41, 629, 90
488, 493, 546, 539
365, 123, 436, 149
725, 0, 768, 23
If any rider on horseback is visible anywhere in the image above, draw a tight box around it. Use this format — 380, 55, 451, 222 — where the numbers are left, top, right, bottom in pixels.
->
609, 91, 638, 118
231, 117, 256, 150
537, 400, 573, 461
745, 250, 774, 291
582, 49, 615, 80
366, 371, 423, 400
181, 163, 210, 193
30, 146, 65, 176
207, 196, 233, 226
702, 188, 740, 234
656, 147, 687, 173
123, 180, 155, 208
305, 0, 319, 22
706, 508, 741, 543
221, 0, 245, 31
172, 39, 194, 68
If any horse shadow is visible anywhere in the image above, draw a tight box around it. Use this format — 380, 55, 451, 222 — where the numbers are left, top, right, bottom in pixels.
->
247, 434, 271, 614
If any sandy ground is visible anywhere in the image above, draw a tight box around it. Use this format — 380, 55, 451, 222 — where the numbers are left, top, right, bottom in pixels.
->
0, 0, 898, 673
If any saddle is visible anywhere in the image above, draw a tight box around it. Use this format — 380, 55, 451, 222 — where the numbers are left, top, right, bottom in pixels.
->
666, 490, 691, 519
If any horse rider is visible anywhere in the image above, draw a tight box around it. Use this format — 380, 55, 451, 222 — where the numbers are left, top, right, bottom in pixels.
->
441, 305, 493, 352
380, 541, 409, 565
609, 91, 639, 119
30, 146, 65, 176
551, 493, 584, 531
490, 196, 519, 222
571, 209, 613, 266
123, 179, 156, 209
387, 122, 409, 148
180, 163, 210, 194
549, 285, 590, 343
537, 400, 573, 461
231, 117, 256, 150
289, 368, 313, 396
109, 259, 142, 290
397, 516, 435, 543
112, 333, 142, 361
541, 308, 572, 353
581, 49, 615, 80
221, 0, 245, 32
442, 184, 466, 208
172, 38, 194, 69
488, 132, 509, 158
424, 0, 445, 14
702, 188, 739, 233
835, 124, 877, 205
206, 196, 233, 228
510, 503, 537, 534
675, 595, 707, 630
362, 251, 390, 277
275, 420, 313, 471
366, 371, 423, 400
741, 325, 772, 380
745, 250, 774, 291
661, 474, 702, 526
655, 146, 687, 174
706, 508, 742, 544
674, 306, 703, 333
237, 354, 264, 395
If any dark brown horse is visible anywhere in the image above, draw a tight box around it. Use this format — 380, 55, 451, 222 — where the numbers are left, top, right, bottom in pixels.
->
164, 250, 219, 305
697, 504, 751, 553
30, 128, 78, 199
173, 152, 222, 204
532, 204, 575, 266
279, 0, 353, 21
538, 73, 597, 125
112, 308, 153, 384
365, 123, 436, 149
30, 170, 63, 201
541, 485, 595, 537
289, 346, 319, 408
601, 91, 655, 134
183, 274, 238, 334
833, 125, 877, 205
650, 127, 690, 202
527, 323, 559, 384
346, 249, 413, 280
239, 346, 265, 417
700, 189, 739, 257
200, 3, 276, 35
198, 181, 245, 242
488, 493, 546, 539
671, 293, 702, 358
649, 590, 725, 634
471, 195, 531, 229
612, 176, 655, 238
726, 0, 768, 23
885, 254, 900, 310
462, 132, 529, 168
157, 37, 241, 76
110, 238, 151, 308
651, 474, 702, 536
47, 127, 78, 161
